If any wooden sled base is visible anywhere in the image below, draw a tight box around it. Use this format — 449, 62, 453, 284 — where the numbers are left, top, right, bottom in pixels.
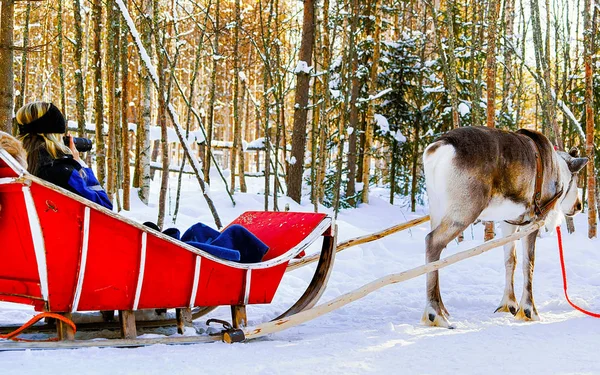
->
0, 306, 217, 335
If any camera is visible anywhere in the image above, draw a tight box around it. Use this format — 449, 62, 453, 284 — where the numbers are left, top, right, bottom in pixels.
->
63, 136, 93, 153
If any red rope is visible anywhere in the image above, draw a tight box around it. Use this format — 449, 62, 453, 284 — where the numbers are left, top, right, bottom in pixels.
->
556, 226, 600, 318
0, 312, 77, 342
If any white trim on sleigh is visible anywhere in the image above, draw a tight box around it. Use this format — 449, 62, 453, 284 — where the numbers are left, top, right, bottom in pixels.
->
133, 232, 147, 310
22, 186, 50, 302
189, 256, 201, 308
71, 207, 91, 312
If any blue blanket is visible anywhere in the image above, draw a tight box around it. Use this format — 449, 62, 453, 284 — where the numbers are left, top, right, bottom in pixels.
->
145, 222, 269, 263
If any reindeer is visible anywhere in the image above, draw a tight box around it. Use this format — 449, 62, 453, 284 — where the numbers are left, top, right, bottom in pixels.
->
422, 126, 588, 328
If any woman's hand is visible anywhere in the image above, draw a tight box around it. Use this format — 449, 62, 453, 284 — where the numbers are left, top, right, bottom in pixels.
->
67, 135, 81, 162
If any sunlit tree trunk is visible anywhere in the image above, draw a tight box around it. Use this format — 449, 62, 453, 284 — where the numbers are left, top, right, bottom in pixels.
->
287, 0, 316, 204
345, 0, 360, 207
361, 0, 382, 204
0, 0, 14, 134
121, 4, 130, 211
92, 0, 106, 187
73, 0, 86, 137
530, 0, 563, 149
205, 0, 220, 184
154, 2, 169, 228
583, 0, 597, 238
16, 2, 31, 111
138, 0, 153, 205
230, 0, 242, 195
484, 0, 501, 241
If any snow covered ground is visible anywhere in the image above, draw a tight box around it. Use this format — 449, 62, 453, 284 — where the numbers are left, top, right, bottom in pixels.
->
1, 172, 599, 374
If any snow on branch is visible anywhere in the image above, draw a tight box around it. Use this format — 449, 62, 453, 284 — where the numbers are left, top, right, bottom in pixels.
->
116, 0, 159, 86
557, 99, 586, 140
357, 88, 393, 104
294, 61, 312, 74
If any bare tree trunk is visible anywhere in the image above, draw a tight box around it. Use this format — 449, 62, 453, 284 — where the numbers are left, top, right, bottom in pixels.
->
584, 0, 597, 238
389, 140, 398, 205
500, 0, 515, 126
484, 0, 501, 242
238, 73, 248, 193
121, 6, 130, 211
0, 0, 14, 134
16, 2, 31, 110
154, 3, 169, 228
345, 0, 360, 207
73, 0, 86, 137
205, 0, 220, 184
287, 0, 316, 204
93, 0, 106, 187
361, 0, 382, 204
139, 0, 153, 205
530, 0, 563, 149
428, 0, 460, 131
106, 5, 120, 200
230, 0, 242, 195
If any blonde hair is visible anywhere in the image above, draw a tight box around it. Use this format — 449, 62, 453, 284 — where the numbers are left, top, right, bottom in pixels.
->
17, 101, 72, 175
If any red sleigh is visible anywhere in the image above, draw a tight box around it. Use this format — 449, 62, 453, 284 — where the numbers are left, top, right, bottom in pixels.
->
0, 149, 336, 342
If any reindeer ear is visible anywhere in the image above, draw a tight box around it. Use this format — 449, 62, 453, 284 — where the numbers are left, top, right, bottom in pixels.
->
568, 147, 580, 158
568, 157, 588, 173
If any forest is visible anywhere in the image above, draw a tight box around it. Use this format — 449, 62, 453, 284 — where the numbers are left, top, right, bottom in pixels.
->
0, 0, 598, 236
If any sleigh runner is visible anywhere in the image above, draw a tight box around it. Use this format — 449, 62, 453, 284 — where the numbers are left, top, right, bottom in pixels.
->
0, 148, 336, 341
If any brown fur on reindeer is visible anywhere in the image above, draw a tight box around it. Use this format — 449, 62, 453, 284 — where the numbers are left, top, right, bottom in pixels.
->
0, 131, 28, 214
423, 127, 588, 328
0, 131, 28, 169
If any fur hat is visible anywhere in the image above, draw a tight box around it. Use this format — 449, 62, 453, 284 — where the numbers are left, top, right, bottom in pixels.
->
17, 103, 66, 135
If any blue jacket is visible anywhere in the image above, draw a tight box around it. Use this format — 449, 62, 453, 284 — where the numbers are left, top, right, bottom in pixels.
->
36, 152, 113, 210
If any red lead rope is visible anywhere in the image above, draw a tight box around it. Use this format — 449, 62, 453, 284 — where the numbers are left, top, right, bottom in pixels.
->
0, 312, 77, 342
556, 226, 600, 318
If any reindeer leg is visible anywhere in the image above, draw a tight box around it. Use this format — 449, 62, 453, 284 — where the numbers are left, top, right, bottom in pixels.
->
495, 222, 519, 315
422, 218, 471, 328
515, 229, 540, 321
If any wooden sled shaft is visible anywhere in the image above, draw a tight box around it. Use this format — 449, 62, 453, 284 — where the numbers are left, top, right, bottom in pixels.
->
287, 215, 430, 271
245, 221, 543, 341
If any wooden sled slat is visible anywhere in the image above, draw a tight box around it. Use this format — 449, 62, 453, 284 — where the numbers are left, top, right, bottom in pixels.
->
287, 215, 430, 271
244, 221, 544, 341
0, 334, 222, 351
0, 306, 217, 334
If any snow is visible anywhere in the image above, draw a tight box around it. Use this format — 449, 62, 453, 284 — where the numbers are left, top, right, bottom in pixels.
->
1, 173, 599, 373
374, 113, 390, 133
246, 138, 265, 150
458, 102, 470, 116
294, 60, 312, 74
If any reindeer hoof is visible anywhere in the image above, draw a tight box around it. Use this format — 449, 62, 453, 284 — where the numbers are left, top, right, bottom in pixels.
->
422, 306, 451, 328
494, 304, 518, 316
515, 306, 540, 321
